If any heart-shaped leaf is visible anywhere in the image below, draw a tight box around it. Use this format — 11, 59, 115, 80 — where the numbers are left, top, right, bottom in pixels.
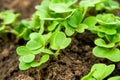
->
0, 10, 20, 24
83, 16, 97, 30
49, 3, 73, 13
17, 46, 32, 56
50, 31, 71, 50
29, 32, 45, 46
82, 63, 115, 80
29, 14, 41, 29
93, 46, 120, 62
95, 38, 115, 48
67, 10, 82, 28
20, 54, 35, 63
97, 32, 105, 38
63, 21, 75, 36
19, 62, 31, 70
30, 61, 41, 67
76, 24, 88, 33
104, 0, 120, 10
96, 14, 119, 25
35, 0, 51, 20
26, 40, 42, 51
48, 21, 59, 31
40, 48, 54, 54
39, 54, 50, 64
96, 26, 117, 35
31, 54, 50, 67
112, 33, 120, 43
79, 0, 101, 8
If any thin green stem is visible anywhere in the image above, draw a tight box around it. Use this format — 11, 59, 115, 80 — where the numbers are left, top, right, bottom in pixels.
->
54, 49, 60, 59
18, 28, 27, 37
81, 7, 88, 21
39, 20, 45, 34
65, 9, 76, 19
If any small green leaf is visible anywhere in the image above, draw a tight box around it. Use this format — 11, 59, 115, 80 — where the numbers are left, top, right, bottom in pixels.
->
61, 38, 71, 49
17, 46, 32, 56
20, 54, 35, 63
19, 62, 31, 70
108, 76, 120, 80
43, 32, 52, 42
82, 63, 115, 80
95, 38, 115, 48
49, 3, 73, 13
92, 64, 115, 80
31, 54, 50, 67
22, 29, 32, 40
112, 33, 120, 43
50, 31, 71, 50
29, 33, 45, 46
39, 54, 50, 64
97, 32, 105, 38
83, 16, 97, 30
104, 0, 120, 10
30, 62, 41, 67
76, 24, 88, 33
40, 48, 54, 54
29, 14, 41, 29
48, 21, 59, 31
67, 10, 82, 28
96, 26, 117, 35
35, 0, 50, 20
26, 40, 42, 51
63, 21, 75, 36
79, 0, 101, 8
31, 48, 41, 55
96, 14, 119, 25
0, 10, 20, 24
93, 46, 120, 62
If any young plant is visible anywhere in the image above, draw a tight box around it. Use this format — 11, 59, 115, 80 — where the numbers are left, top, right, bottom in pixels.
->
82, 63, 120, 80
17, 31, 71, 70
81, 63, 115, 80
83, 13, 120, 62
14, 0, 120, 77
16, 0, 89, 70
0, 10, 20, 37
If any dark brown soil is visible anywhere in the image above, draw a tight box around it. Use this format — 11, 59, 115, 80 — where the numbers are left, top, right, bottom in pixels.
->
0, 32, 120, 80
0, 0, 120, 80
0, 0, 42, 19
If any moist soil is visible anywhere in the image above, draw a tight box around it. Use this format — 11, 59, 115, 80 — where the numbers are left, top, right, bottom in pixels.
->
0, 0, 120, 80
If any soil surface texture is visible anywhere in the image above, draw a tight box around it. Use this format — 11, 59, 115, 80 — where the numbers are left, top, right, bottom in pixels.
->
0, 0, 120, 80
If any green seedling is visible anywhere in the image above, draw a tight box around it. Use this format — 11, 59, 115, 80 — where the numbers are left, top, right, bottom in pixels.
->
84, 13, 120, 62
9, 0, 119, 75
0, 10, 20, 37
95, 0, 120, 11
17, 31, 71, 70
81, 63, 115, 80
92, 14, 120, 62
0, 10, 19, 25
15, 20, 32, 40
17, 32, 53, 70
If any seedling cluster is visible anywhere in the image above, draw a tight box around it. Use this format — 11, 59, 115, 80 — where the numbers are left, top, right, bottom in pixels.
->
0, 0, 120, 79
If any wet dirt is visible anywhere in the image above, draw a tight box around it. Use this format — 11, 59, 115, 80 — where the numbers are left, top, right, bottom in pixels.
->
0, 0, 120, 80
